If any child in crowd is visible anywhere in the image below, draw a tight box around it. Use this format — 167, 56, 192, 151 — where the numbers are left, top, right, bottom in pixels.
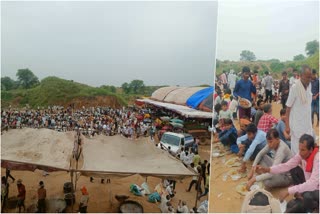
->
218, 101, 233, 130
213, 104, 222, 132
257, 104, 278, 133
213, 118, 239, 153
229, 96, 238, 120
276, 108, 291, 148
254, 99, 265, 126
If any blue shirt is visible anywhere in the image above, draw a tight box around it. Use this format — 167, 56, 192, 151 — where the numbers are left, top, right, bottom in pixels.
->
219, 126, 238, 143
311, 78, 319, 97
233, 79, 256, 101
236, 130, 267, 161
276, 120, 290, 147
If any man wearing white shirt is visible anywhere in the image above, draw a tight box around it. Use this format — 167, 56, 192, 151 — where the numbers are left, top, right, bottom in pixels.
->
177, 200, 189, 213
228, 70, 237, 93
285, 65, 314, 155
289, 69, 299, 88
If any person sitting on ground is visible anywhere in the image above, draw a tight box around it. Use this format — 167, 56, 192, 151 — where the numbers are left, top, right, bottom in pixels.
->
246, 129, 293, 190
159, 194, 171, 212
253, 99, 265, 126
257, 104, 278, 133
213, 118, 239, 153
218, 101, 233, 129
257, 134, 319, 203
79, 186, 89, 213
37, 181, 46, 213
16, 179, 26, 213
276, 108, 291, 148
238, 117, 251, 137
237, 123, 267, 173
213, 103, 222, 133
163, 201, 175, 213
285, 191, 319, 213
177, 200, 189, 213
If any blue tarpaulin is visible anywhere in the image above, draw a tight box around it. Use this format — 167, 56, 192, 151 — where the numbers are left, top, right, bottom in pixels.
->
186, 86, 214, 109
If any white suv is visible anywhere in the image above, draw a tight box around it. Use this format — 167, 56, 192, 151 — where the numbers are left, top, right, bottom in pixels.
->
159, 132, 194, 155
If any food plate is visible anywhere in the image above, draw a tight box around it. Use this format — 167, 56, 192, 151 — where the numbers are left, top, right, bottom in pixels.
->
236, 182, 248, 196
225, 157, 241, 167
212, 152, 220, 158
238, 98, 252, 109
236, 181, 264, 196
231, 175, 241, 181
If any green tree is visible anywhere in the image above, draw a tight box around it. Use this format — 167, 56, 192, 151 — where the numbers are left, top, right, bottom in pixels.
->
1, 76, 18, 91
270, 62, 285, 72
121, 82, 130, 94
305, 40, 319, 56
240, 50, 256, 61
293, 54, 306, 61
16, 68, 39, 89
100, 85, 117, 93
129, 80, 145, 94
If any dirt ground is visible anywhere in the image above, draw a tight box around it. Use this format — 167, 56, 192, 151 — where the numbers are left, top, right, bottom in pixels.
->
1, 135, 211, 213
209, 102, 319, 213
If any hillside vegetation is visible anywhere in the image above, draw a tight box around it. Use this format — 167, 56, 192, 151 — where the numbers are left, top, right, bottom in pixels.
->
1, 76, 127, 108
216, 52, 319, 78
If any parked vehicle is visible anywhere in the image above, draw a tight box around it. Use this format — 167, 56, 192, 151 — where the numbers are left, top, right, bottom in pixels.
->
159, 132, 194, 155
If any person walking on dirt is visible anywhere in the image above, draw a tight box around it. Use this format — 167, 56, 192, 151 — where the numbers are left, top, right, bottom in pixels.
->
233, 66, 257, 120
37, 181, 46, 213
16, 179, 26, 213
79, 186, 89, 213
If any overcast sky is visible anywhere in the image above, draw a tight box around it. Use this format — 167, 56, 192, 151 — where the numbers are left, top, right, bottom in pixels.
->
217, 0, 319, 61
1, 1, 218, 87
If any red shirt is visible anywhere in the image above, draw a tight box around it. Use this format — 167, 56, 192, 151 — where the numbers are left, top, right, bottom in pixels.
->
257, 113, 278, 133
17, 184, 26, 200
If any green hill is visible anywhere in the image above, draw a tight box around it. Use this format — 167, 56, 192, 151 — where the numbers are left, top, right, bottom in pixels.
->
1, 76, 127, 108
216, 52, 319, 78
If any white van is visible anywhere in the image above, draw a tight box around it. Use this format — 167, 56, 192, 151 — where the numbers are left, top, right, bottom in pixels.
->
159, 132, 195, 155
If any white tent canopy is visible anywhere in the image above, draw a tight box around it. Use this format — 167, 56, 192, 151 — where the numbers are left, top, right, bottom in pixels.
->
137, 98, 213, 119
80, 135, 196, 178
1, 128, 74, 171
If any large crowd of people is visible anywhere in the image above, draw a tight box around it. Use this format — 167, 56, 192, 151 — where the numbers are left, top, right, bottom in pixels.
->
1, 103, 210, 213
213, 65, 319, 213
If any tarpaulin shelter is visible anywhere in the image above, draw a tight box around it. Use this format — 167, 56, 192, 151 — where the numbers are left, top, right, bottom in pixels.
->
136, 98, 213, 119
1, 128, 196, 178
1, 128, 74, 172
143, 86, 214, 116
79, 135, 196, 179
186, 86, 214, 110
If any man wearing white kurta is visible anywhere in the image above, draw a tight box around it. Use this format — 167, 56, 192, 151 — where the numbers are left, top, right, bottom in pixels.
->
285, 65, 314, 154
228, 70, 237, 92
